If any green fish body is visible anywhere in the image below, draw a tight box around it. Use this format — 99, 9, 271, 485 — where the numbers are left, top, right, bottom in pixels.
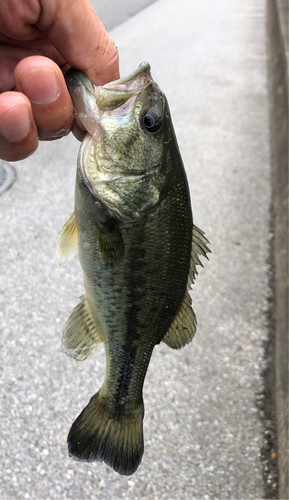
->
57, 63, 210, 475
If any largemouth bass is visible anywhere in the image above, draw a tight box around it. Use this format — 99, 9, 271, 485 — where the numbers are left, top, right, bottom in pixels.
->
57, 62, 210, 476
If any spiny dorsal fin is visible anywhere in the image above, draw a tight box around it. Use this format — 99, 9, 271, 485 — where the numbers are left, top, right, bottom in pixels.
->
57, 212, 78, 264
162, 292, 197, 349
62, 295, 103, 361
162, 225, 210, 350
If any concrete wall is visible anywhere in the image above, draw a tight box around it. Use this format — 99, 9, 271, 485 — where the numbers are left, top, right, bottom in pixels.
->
267, 0, 288, 498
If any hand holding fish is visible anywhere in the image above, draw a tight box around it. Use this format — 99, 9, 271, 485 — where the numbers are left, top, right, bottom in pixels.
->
0, 0, 119, 161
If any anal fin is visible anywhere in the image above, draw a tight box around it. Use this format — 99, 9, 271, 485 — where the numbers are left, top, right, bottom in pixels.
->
62, 295, 103, 361
162, 293, 197, 349
57, 212, 78, 264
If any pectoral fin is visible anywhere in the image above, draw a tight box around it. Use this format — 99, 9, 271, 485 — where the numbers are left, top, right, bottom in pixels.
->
96, 220, 124, 264
57, 212, 78, 264
62, 295, 103, 361
162, 225, 210, 350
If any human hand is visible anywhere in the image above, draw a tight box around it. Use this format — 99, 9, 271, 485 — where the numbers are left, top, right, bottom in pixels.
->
0, 0, 119, 161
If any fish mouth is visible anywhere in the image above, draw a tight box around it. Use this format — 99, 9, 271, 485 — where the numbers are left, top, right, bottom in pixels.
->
103, 62, 151, 90
69, 61, 151, 92
65, 62, 152, 131
95, 62, 152, 111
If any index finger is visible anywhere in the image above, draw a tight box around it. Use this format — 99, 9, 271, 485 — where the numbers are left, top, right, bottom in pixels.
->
37, 0, 120, 85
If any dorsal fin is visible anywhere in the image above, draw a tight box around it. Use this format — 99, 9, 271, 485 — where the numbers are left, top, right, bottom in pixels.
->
57, 212, 78, 264
162, 225, 210, 349
62, 295, 103, 361
188, 225, 211, 286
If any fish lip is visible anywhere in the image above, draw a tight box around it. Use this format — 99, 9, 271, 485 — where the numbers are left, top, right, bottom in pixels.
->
65, 68, 95, 95
66, 62, 151, 93
103, 62, 151, 89
95, 62, 152, 111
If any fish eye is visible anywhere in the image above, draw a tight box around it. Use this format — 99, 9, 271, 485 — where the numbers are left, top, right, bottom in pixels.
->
141, 110, 162, 133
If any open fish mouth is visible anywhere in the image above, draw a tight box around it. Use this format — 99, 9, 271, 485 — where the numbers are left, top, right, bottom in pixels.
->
93, 62, 152, 111
72, 61, 151, 93
65, 62, 153, 140
101, 62, 151, 91
66, 62, 152, 115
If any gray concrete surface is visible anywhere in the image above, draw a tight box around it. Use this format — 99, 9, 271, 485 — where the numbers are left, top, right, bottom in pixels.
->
0, 0, 272, 497
89, 0, 156, 31
267, 0, 289, 497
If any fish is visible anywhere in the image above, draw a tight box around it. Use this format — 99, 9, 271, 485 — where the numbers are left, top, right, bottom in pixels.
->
57, 62, 210, 476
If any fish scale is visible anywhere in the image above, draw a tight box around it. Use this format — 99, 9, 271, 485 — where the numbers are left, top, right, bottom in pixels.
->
57, 62, 210, 475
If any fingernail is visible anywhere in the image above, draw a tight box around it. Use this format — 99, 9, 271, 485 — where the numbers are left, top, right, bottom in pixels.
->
20, 69, 60, 105
0, 105, 31, 142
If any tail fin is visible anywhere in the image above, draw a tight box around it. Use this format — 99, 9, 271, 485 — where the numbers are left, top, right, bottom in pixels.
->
67, 392, 144, 476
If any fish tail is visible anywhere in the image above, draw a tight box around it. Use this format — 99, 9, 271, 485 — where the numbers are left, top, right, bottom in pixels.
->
67, 392, 144, 476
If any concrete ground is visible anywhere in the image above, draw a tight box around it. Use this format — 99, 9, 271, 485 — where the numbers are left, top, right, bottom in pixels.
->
0, 0, 272, 498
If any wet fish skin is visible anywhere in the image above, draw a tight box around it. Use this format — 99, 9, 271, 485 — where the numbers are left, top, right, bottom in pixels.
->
57, 63, 210, 475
